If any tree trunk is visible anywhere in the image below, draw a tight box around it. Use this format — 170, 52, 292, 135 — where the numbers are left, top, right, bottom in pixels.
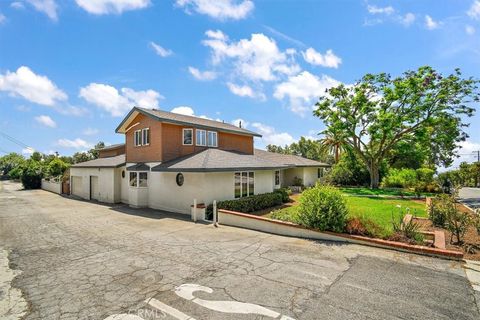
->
369, 164, 380, 189
334, 145, 339, 163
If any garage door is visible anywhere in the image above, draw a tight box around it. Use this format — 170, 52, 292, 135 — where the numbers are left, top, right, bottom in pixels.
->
71, 176, 83, 197
90, 176, 99, 201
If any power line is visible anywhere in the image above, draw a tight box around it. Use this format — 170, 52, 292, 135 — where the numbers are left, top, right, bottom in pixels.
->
0, 131, 34, 150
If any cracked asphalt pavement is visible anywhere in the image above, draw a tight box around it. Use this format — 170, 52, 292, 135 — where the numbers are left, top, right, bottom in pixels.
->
0, 180, 479, 320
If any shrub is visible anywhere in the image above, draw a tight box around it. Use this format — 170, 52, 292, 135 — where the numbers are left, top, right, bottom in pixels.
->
47, 158, 69, 177
274, 188, 291, 203
297, 184, 348, 232
20, 161, 43, 189
206, 192, 283, 217
345, 216, 382, 238
428, 194, 454, 227
269, 207, 299, 223
381, 168, 417, 188
446, 209, 470, 244
391, 208, 423, 244
8, 166, 22, 180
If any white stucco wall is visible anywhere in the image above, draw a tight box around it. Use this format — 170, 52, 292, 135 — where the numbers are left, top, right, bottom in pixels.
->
282, 167, 322, 188
69, 167, 118, 203
303, 167, 320, 187
41, 179, 62, 194
146, 170, 277, 215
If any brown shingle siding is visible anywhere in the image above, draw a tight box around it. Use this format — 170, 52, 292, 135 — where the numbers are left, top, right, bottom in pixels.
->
219, 132, 253, 154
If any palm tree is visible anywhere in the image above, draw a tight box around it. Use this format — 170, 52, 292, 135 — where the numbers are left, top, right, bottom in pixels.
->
319, 130, 346, 163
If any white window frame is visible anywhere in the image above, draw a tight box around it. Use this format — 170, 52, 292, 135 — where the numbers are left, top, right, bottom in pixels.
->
183, 128, 193, 145
207, 131, 218, 147
275, 170, 280, 187
234, 171, 254, 198
130, 171, 148, 188
142, 128, 150, 146
196, 129, 206, 146
135, 130, 143, 147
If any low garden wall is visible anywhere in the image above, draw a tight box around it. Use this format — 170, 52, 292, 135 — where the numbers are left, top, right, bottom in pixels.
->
41, 179, 62, 194
217, 209, 464, 260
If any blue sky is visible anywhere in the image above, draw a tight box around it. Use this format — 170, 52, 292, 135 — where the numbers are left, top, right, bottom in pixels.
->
0, 0, 479, 168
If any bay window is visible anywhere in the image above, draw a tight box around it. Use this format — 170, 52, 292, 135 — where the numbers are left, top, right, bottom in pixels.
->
130, 172, 148, 188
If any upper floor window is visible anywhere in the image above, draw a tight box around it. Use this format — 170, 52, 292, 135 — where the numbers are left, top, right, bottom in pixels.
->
196, 129, 206, 146
134, 128, 150, 146
142, 128, 150, 145
183, 128, 193, 145
207, 131, 218, 147
134, 130, 141, 146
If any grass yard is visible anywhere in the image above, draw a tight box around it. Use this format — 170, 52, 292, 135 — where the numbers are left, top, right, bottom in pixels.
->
339, 187, 436, 198
267, 193, 428, 239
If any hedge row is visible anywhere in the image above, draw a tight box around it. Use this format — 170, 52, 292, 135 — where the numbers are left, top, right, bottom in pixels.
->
206, 191, 284, 217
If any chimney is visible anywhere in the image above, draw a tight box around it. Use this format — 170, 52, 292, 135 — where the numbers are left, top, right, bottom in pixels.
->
239, 121, 242, 128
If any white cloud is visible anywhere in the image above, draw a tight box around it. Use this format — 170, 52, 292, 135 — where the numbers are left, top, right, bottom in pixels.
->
466, 25, 476, 35
0, 13, 6, 24
176, 0, 254, 20
79, 83, 162, 117
231, 118, 248, 128
226, 82, 265, 100
57, 138, 92, 149
27, 0, 58, 21
202, 30, 300, 82
75, 0, 150, 15
468, 0, 480, 20
251, 122, 295, 146
149, 42, 173, 57
83, 127, 99, 136
367, 5, 394, 15
171, 106, 195, 116
302, 48, 342, 68
170, 106, 216, 120
425, 15, 439, 30
188, 67, 217, 81
35, 115, 56, 128
274, 71, 341, 115
399, 13, 415, 26
0, 66, 67, 106
22, 147, 35, 155
11, 2, 25, 10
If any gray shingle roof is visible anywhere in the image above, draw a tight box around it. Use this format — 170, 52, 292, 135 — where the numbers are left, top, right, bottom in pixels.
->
70, 154, 125, 168
151, 149, 329, 172
116, 107, 261, 137
98, 143, 124, 151
254, 149, 330, 167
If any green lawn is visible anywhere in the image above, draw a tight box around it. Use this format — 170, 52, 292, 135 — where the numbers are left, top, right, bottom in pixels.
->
267, 194, 428, 239
339, 187, 436, 197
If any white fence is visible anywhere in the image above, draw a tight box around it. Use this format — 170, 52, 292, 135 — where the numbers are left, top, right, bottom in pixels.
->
41, 179, 62, 194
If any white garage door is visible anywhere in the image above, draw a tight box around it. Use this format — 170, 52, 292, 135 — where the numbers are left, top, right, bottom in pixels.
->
71, 176, 83, 197
90, 176, 99, 201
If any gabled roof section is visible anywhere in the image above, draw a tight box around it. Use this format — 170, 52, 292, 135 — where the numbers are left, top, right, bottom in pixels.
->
70, 154, 125, 168
151, 149, 330, 172
152, 149, 289, 172
97, 143, 125, 151
116, 107, 262, 137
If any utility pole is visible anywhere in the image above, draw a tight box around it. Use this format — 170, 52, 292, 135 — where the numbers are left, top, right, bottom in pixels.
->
474, 150, 480, 163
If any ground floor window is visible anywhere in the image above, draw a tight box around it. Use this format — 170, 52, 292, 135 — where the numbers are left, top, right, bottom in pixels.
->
130, 171, 148, 188
318, 168, 324, 179
275, 170, 280, 186
235, 171, 254, 198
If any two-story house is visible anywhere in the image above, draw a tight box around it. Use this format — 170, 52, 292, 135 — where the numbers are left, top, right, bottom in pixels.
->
70, 107, 330, 215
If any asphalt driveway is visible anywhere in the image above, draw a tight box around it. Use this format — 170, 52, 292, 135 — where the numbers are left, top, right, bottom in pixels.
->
459, 187, 480, 210
0, 180, 479, 320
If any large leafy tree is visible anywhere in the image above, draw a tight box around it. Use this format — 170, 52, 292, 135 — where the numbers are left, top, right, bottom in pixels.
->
314, 66, 479, 188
